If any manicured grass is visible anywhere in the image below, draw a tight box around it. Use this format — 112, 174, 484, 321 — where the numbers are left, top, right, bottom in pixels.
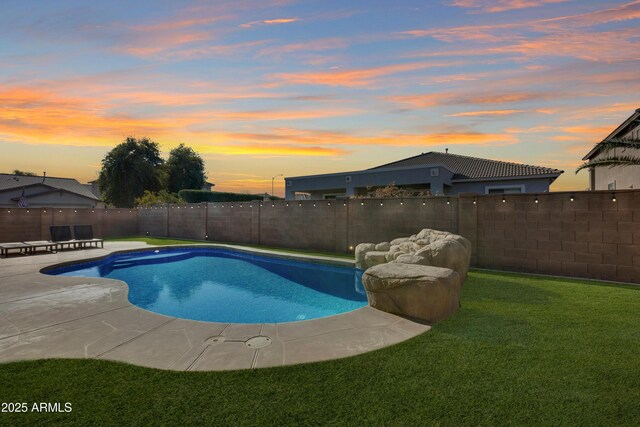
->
107, 236, 353, 259
1, 272, 639, 425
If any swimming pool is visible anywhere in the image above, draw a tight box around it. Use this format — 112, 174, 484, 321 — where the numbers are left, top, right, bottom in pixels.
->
45, 247, 367, 323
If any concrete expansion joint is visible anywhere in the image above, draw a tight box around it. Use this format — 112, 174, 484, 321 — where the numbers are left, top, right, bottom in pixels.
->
96, 317, 175, 358
0, 305, 130, 342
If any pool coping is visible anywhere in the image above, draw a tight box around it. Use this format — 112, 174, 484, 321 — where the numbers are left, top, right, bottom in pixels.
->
0, 241, 430, 371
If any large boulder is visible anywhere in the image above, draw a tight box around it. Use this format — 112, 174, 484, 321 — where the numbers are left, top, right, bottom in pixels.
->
362, 263, 461, 323
411, 238, 470, 282
375, 241, 391, 251
364, 251, 388, 268
355, 243, 376, 269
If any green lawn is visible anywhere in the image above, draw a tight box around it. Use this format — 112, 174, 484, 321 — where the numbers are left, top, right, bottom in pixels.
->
1, 252, 639, 425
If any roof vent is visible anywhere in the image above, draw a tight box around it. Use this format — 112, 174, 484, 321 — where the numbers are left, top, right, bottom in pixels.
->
445, 148, 449, 154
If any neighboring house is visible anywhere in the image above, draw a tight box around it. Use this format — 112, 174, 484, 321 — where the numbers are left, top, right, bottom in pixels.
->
285, 151, 563, 200
582, 108, 640, 191
202, 181, 215, 191
85, 179, 101, 199
0, 174, 102, 208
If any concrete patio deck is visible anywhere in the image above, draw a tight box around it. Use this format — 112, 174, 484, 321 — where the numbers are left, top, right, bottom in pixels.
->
0, 242, 430, 371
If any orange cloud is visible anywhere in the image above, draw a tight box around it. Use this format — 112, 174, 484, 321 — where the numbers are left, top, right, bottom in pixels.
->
258, 37, 349, 56
387, 91, 553, 109
535, 0, 640, 28
449, 0, 568, 13
218, 128, 518, 147
448, 109, 525, 117
272, 61, 460, 87
241, 17, 299, 28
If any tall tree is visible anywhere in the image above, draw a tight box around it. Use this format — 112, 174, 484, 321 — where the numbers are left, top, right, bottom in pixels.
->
166, 143, 206, 193
12, 169, 37, 176
98, 137, 164, 207
576, 137, 640, 172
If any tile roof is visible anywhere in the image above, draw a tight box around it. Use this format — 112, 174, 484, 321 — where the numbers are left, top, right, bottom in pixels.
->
369, 152, 563, 180
0, 174, 100, 200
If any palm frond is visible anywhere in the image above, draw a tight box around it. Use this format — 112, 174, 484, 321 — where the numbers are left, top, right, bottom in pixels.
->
596, 137, 640, 154
575, 155, 640, 173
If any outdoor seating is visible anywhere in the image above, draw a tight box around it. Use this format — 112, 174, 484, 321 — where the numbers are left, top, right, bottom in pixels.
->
0, 242, 32, 258
73, 225, 104, 249
23, 240, 58, 255
50, 225, 79, 250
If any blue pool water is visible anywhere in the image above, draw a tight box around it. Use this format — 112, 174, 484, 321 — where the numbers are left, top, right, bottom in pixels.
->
45, 248, 367, 323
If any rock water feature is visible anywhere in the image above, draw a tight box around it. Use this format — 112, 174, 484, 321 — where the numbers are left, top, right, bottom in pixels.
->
356, 229, 471, 323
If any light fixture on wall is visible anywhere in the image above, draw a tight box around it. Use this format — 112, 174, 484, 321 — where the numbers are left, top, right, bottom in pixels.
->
502, 196, 506, 203
473, 198, 477, 205
534, 196, 539, 204
349, 245, 354, 251
400, 199, 404, 205
380, 201, 383, 206
612, 193, 617, 202
360, 201, 364, 206
313, 202, 316, 207
446, 198, 450, 205
327, 201, 331, 206
570, 194, 574, 202
422, 200, 425, 205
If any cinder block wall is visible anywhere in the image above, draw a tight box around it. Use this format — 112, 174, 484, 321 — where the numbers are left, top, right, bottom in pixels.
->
1, 190, 638, 283
0, 207, 138, 242
469, 190, 640, 283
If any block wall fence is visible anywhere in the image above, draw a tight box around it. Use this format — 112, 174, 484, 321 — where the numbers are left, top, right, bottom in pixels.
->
1, 190, 639, 283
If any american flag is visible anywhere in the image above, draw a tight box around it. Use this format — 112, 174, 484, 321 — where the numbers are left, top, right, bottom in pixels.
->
18, 187, 27, 208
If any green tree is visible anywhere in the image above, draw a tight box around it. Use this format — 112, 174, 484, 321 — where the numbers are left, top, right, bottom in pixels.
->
98, 137, 164, 207
576, 137, 640, 172
134, 190, 181, 207
166, 144, 206, 193
12, 169, 37, 176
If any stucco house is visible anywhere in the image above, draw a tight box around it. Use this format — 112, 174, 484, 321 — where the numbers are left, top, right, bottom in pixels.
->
285, 151, 563, 200
0, 174, 102, 208
582, 108, 640, 191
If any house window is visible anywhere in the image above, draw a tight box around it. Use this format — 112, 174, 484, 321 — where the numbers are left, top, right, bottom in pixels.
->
607, 181, 616, 190
323, 193, 346, 199
485, 185, 525, 194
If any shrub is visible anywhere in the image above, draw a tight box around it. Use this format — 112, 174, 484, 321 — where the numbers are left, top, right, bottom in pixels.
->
134, 190, 181, 206
178, 190, 281, 203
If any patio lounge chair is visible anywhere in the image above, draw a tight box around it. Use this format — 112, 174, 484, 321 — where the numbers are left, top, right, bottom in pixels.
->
73, 225, 104, 249
0, 242, 32, 258
50, 225, 78, 250
22, 240, 58, 255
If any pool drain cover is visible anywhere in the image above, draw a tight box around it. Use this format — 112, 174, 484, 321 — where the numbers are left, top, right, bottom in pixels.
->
246, 336, 271, 348
205, 336, 226, 345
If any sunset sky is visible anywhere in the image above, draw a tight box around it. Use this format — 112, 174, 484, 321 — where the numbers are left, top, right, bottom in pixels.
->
1, 0, 638, 195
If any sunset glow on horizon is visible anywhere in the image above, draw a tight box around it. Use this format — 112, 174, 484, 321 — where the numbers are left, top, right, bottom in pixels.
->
1, 0, 639, 195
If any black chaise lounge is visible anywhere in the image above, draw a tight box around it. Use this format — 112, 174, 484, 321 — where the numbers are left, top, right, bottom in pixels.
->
73, 225, 104, 249
50, 225, 78, 250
